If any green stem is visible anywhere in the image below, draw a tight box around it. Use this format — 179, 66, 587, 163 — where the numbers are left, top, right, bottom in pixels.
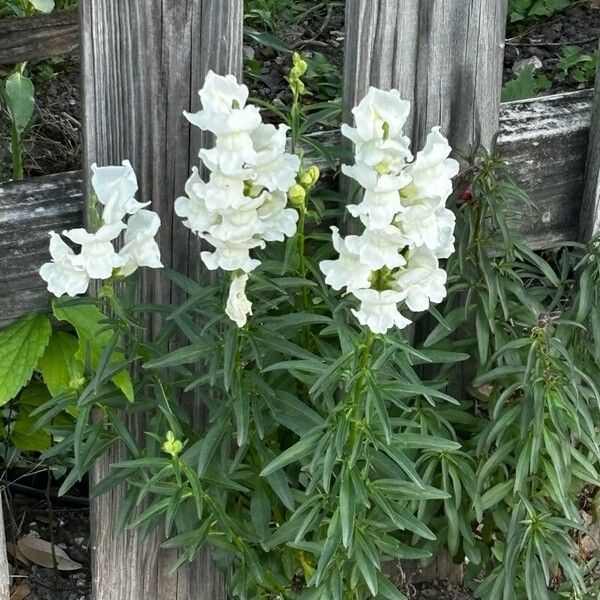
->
298, 208, 309, 311
11, 127, 23, 181
351, 331, 374, 419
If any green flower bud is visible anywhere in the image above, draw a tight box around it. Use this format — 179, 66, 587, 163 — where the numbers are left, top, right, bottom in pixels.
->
162, 431, 183, 458
288, 184, 306, 207
307, 165, 320, 185
292, 52, 308, 76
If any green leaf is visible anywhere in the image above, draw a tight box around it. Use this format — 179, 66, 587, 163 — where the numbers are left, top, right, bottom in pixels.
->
339, 472, 355, 548
3, 71, 35, 135
38, 331, 83, 396
29, 0, 55, 13
260, 430, 320, 476
0, 314, 51, 406
53, 302, 134, 401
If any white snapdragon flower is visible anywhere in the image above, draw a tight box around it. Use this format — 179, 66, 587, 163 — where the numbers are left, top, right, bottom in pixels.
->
344, 227, 408, 270
257, 191, 299, 241
248, 124, 301, 192
184, 71, 250, 128
64, 222, 127, 280
91, 160, 149, 224
351, 289, 411, 334
319, 227, 373, 292
343, 163, 410, 229
403, 127, 460, 201
201, 235, 265, 273
119, 210, 163, 277
393, 246, 448, 312
344, 87, 411, 143
208, 196, 266, 244
225, 273, 253, 327
39, 232, 90, 297
434, 208, 456, 259
174, 168, 220, 235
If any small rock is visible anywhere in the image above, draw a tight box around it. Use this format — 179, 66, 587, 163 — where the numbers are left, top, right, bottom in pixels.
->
512, 56, 543, 75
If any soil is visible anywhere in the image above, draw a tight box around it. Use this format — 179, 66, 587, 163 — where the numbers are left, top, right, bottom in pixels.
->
411, 581, 474, 599
503, 1, 600, 94
4, 493, 90, 600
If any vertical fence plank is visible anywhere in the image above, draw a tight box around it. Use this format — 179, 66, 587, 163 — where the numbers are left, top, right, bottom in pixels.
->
344, 0, 507, 150
343, 0, 508, 584
0, 501, 9, 600
79, 1, 242, 598
579, 42, 600, 241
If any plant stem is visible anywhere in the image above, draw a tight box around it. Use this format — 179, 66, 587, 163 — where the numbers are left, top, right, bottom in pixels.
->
298, 208, 309, 311
11, 126, 23, 181
351, 331, 374, 418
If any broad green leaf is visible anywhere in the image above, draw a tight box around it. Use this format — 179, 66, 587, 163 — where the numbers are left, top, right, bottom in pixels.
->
38, 331, 83, 396
3, 71, 35, 135
53, 302, 134, 401
0, 314, 51, 406
29, 0, 55, 13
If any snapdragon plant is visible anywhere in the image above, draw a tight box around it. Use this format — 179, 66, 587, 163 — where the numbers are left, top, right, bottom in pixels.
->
34, 62, 467, 599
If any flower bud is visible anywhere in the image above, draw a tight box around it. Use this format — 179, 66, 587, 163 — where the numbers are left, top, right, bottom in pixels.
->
288, 184, 306, 207
162, 431, 183, 458
292, 52, 308, 76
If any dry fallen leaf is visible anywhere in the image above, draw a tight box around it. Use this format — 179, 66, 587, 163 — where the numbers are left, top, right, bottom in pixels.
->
6, 542, 31, 567
10, 582, 30, 600
17, 534, 82, 571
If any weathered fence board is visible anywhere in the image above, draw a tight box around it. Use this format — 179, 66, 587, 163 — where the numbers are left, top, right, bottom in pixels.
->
0, 9, 79, 65
0, 171, 83, 327
580, 44, 600, 241
0, 501, 8, 600
498, 90, 593, 248
79, 1, 242, 598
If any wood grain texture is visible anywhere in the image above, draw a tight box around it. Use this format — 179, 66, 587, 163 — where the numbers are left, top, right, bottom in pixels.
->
0, 172, 83, 328
80, 1, 242, 598
579, 44, 600, 241
0, 10, 79, 65
343, 0, 508, 150
0, 503, 9, 600
498, 90, 593, 248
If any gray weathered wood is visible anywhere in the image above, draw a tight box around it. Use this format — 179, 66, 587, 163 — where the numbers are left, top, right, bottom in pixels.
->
0, 10, 79, 65
0, 501, 9, 600
0, 171, 83, 328
344, 0, 508, 151
80, 1, 242, 598
498, 90, 593, 248
579, 43, 600, 241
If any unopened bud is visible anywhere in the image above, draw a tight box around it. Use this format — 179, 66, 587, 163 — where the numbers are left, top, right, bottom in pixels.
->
307, 165, 320, 185
162, 431, 183, 458
292, 52, 308, 76
288, 184, 306, 207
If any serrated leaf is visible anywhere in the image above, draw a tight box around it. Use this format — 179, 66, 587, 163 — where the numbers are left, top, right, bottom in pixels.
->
0, 314, 51, 406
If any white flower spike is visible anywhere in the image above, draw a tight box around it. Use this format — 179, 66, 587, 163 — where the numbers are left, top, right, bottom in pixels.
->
119, 210, 163, 277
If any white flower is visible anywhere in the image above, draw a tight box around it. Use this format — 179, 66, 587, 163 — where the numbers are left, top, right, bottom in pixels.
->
433, 208, 456, 259
208, 195, 266, 244
248, 124, 300, 191
257, 191, 298, 241
174, 168, 220, 235
39, 232, 89, 297
201, 235, 265, 273
119, 210, 163, 277
91, 160, 149, 225
344, 227, 408, 270
200, 161, 252, 213
351, 288, 411, 334
404, 127, 459, 201
200, 71, 249, 111
319, 226, 372, 292
345, 87, 411, 142
64, 222, 127, 280
343, 163, 410, 229
225, 273, 253, 327
393, 246, 448, 312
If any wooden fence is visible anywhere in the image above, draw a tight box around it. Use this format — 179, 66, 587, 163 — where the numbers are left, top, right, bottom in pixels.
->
0, 1, 599, 598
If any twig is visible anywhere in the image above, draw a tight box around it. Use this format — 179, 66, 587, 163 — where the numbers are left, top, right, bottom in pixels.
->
506, 37, 597, 47
45, 464, 59, 586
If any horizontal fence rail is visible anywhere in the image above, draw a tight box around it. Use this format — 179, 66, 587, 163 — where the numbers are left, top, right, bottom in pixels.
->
0, 90, 594, 326
0, 9, 79, 64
